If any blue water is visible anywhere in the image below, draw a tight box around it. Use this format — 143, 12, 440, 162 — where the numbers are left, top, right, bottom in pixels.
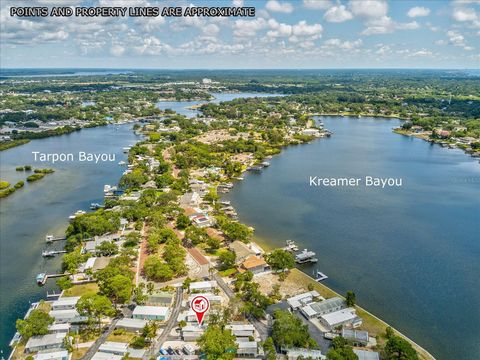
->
0, 124, 141, 356
225, 116, 480, 360
156, 92, 283, 117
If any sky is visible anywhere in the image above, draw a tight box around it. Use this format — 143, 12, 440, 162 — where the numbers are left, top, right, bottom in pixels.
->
0, 0, 479, 69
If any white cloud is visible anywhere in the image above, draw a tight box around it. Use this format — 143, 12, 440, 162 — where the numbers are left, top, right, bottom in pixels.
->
362, 16, 419, 35
324, 5, 353, 23
408, 49, 434, 57
323, 38, 363, 50
447, 30, 467, 46
202, 23, 220, 36
407, 7, 430, 18
349, 0, 388, 18
452, 7, 478, 22
292, 20, 323, 36
232, 0, 244, 6
110, 44, 125, 56
233, 18, 267, 37
266, 0, 294, 13
302, 0, 332, 10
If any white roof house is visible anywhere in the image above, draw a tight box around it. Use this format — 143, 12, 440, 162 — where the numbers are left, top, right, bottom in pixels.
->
25, 333, 66, 353
92, 353, 123, 360
236, 341, 258, 357
132, 305, 169, 321
319, 308, 362, 330
33, 350, 69, 360
49, 309, 86, 324
225, 324, 255, 339
353, 349, 380, 360
48, 323, 71, 334
84, 257, 97, 270
189, 280, 216, 292
98, 341, 128, 355
300, 297, 344, 319
187, 293, 222, 306
51, 296, 80, 310
116, 318, 148, 332
287, 348, 326, 360
287, 291, 321, 309
181, 325, 205, 341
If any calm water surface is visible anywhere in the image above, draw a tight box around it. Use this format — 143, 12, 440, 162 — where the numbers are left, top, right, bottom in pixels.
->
225, 116, 480, 360
0, 124, 141, 356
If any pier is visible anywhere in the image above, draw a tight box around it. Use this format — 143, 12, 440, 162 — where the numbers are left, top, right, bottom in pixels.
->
45, 235, 66, 243
42, 250, 67, 258
36, 273, 68, 286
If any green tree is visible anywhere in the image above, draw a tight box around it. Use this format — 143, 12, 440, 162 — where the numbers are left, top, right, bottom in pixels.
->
101, 274, 133, 306
384, 329, 419, 360
143, 256, 174, 282
345, 291, 356, 307
76, 294, 115, 330
266, 249, 295, 272
218, 250, 236, 270
271, 310, 318, 349
176, 214, 191, 229
96, 241, 118, 256
56, 276, 73, 290
263, 337, 277, 360
16, 309, 54, 340
326, 336, 358, 360
197, 325, 237, 360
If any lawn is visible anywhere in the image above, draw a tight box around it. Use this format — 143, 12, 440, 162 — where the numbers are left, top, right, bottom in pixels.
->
63, 283, 99, 297
107, 330, 137, 343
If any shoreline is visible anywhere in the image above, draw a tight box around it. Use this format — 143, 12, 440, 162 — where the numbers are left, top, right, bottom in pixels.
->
7, 113, 437, 359
222, 131, 436, 359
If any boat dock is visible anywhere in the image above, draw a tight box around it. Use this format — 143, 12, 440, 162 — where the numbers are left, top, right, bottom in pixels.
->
45, 235, 66, 243
295, 249, 318, 264
42, 250, 67, 258
315, 270, 328, 281
36, 273, 67, 286
284, 239, 299, 252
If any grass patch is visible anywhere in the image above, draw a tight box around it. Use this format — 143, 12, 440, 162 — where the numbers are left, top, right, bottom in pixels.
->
0, 139, 30, 151
107, 330, 137, 343
219, 268, 237, 277
71, 347, 89, 360
63, 283, 99, 297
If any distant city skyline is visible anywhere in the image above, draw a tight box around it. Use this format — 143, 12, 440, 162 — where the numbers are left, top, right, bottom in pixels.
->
1, 0, 479, 69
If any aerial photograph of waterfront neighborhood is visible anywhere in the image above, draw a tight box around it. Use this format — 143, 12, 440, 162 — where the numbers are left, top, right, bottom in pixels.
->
0, 1, 479, 360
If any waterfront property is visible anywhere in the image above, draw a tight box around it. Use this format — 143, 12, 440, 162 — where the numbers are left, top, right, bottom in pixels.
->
51, 296, 80, 310
287, 290, 321, 310
319, 308, 362, 330
25, 333, 66, 353
239, 255, 269, 274
299, 297, 345, 319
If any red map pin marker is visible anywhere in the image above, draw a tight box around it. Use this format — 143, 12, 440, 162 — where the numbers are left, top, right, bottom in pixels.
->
190, 295, 210, 325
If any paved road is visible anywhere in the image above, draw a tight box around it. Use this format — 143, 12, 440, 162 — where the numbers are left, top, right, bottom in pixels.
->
143, 286, 184, 359
213, 272, 270, 341
81, 317, 119, 360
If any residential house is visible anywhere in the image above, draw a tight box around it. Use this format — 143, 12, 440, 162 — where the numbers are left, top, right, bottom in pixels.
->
287, 291, 321, 310
240, 255, 269, 274
353, 349, 380, 360
229, 241, 256, 263
33, 350, 69, 360
181, 325, 205, 341
51, 296, 80, 311
319, 308, 362, 331
180, 192, 202, 208
236, 341, 258, 358
25, 333, 66, 353
189, 280, 217, 293
115, 318, 148, 333
132, 305, 169, 321
49, 309, 86, 324
300, 297, 344, 319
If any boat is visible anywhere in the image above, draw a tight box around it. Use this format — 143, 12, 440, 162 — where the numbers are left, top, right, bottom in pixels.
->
122, 146, 131, 153
295, 249, 318, 264
90, 203, 104, 210
220, 200, 231, 205
261, 161, 270, 167
45, 235, 54, 243
118, 160, 126, 166
69, 210, 86, 220
36, 273, 47, 285
42, 250, 56, 258
285, 240, 299, 252
104, 184, 117, 193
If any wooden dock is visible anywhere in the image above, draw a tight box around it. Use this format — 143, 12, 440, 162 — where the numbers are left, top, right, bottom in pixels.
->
45, 235, 66, 243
